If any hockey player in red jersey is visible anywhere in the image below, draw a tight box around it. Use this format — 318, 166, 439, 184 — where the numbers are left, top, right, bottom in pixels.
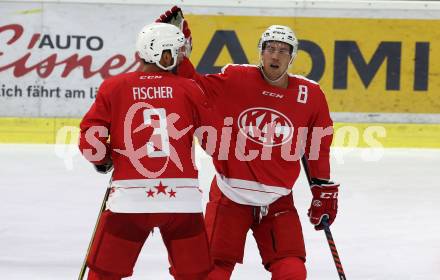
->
158, 7, 340, 280
78, 22, 212, 280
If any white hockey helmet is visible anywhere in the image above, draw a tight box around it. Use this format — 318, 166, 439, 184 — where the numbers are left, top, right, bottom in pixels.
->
258, 25, 298, 60
136, 22, 185, 71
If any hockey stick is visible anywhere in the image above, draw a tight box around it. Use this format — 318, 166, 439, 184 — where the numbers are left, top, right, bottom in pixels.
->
78, 177, 112, 280
301, 155, 347, 280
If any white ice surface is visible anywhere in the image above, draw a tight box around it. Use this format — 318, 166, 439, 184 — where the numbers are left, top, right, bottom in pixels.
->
1, 145, 439, 279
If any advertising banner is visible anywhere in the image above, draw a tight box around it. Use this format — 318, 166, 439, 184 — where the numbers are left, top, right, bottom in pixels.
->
1, 2, 151, 117
1, 3, 439, 119
186, 15, 440, 116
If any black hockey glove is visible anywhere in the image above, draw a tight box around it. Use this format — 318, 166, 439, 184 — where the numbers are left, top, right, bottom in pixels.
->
93, 160, 113, 174
156, 6, 192, 57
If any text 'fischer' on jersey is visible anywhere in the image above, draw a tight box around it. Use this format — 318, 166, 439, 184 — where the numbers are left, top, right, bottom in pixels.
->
132, 86, 173, 100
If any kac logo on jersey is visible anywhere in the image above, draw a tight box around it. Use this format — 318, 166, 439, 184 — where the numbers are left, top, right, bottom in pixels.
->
237, 107, 293, 147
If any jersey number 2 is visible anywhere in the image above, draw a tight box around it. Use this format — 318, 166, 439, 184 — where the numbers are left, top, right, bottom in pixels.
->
143, 108, 170, 158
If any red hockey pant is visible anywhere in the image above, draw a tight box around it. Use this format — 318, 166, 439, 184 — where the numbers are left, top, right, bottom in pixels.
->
86, 211, 212, 280
204, 180, 306, 280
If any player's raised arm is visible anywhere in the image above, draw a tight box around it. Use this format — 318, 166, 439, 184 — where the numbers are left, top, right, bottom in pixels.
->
156, 6, 232, 102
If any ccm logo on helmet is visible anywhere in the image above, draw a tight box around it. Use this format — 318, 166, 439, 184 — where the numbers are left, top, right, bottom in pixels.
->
238, 107, 293, 147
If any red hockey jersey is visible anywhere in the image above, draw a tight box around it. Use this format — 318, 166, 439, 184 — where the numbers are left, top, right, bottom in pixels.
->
178, 58, 334, 206
79, 71, 209, 213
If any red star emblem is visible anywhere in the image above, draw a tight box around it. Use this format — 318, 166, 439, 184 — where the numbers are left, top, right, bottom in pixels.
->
168, 189, 176, 198
146, 189, 155, 197
154, 182, 168, 195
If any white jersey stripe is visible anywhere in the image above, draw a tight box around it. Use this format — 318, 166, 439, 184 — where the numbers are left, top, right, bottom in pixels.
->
215, 173, 291, 206
107, 178, 202, 213
289, 74, 319, 85
112, 178, 198, 188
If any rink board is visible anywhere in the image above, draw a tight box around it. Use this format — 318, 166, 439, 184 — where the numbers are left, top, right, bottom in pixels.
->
0, 117, 439, 148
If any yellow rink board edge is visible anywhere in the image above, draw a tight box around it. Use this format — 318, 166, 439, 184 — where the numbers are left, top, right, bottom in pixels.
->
0, 117, 439, 148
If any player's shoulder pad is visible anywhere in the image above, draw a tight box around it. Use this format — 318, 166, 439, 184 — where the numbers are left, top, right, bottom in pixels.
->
182, 77, 203, 90
102, 72, 134, 86
289, 74, 327, 103
221, 63, 259, 75
289, 74, 324, 94
289, 74, 319, 86
179, 77, 206, 96
99, 72, 138, 98
181, 78, 211, 108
